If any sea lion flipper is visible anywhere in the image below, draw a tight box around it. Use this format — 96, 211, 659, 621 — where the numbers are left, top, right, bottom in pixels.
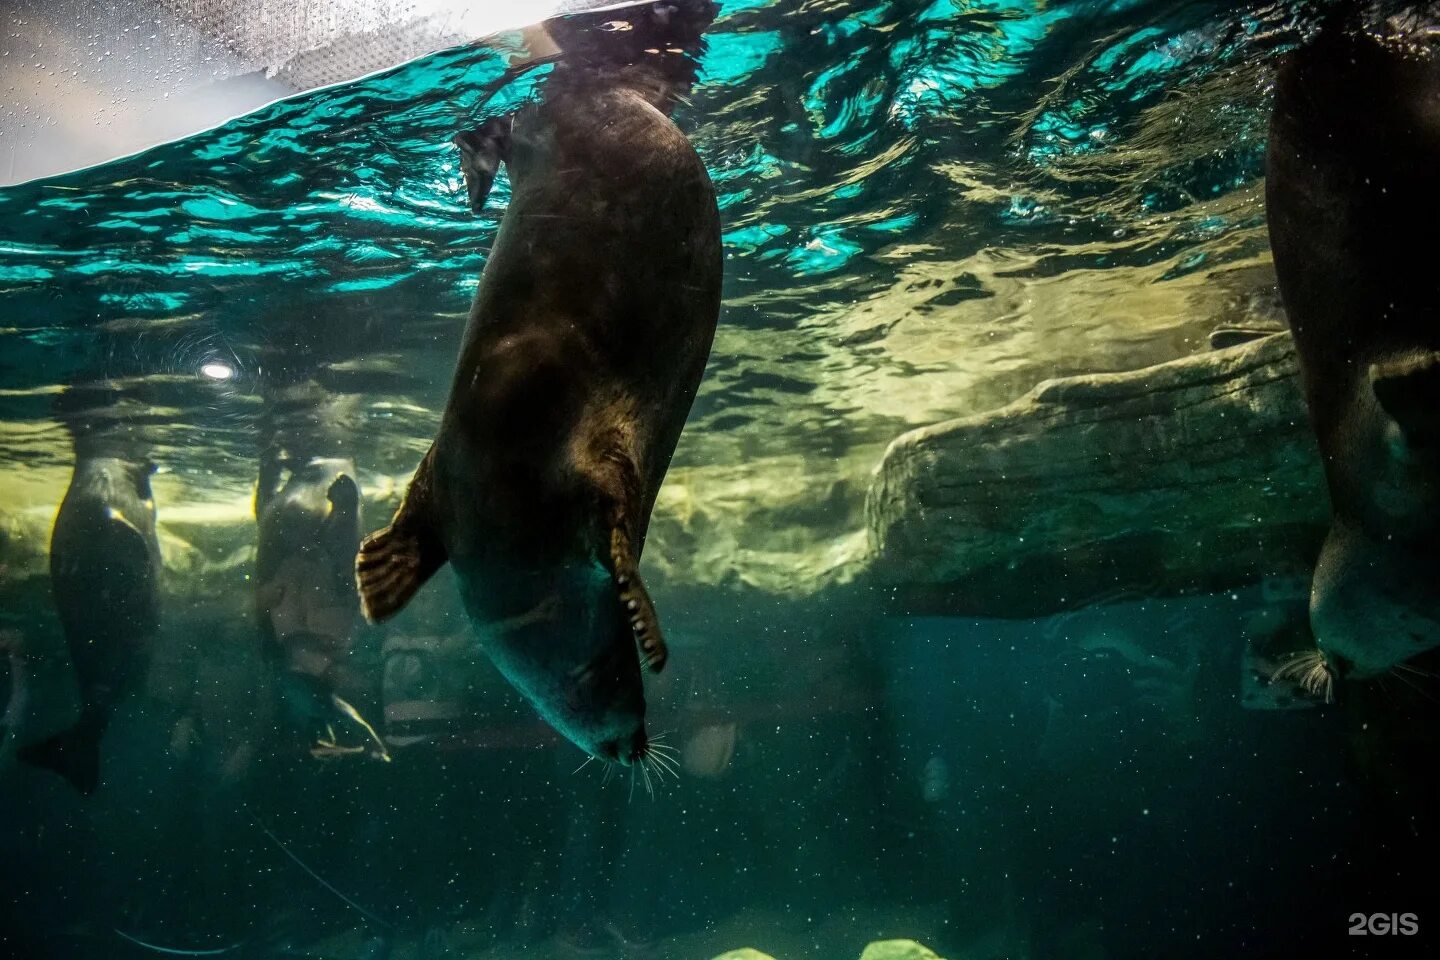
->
457, 115, 515, 214
355, 459, 446, 624
453, 116, 513, 215
1371, 352, 1440, 447
609, 525, 668, 674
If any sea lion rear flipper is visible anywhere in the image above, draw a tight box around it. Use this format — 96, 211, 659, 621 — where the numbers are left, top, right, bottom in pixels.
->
1371, 352, 1440, 447
453, 116, 513, 215
355, 456, 446, 624
609, 525, 668, 674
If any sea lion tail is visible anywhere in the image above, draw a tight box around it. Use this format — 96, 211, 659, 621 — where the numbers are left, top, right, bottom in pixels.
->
355, 520, 446, 624
18, 712, 105, 795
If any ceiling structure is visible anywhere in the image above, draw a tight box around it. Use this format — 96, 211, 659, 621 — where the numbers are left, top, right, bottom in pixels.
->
0, 0, 636, 184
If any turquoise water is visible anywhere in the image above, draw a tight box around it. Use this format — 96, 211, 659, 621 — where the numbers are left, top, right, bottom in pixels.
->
0, 1, 1418, 958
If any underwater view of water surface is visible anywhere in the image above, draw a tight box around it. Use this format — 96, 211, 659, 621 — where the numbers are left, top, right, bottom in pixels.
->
3, 0, 1440, 957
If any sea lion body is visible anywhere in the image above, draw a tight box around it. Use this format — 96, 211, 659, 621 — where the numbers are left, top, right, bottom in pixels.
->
1266, 2, 1440, 679
20, 455, 160, 793
358, 9, 721, 764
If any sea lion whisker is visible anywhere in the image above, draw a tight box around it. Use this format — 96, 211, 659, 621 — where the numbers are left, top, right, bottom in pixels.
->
629, 765, 637, 803
647, 741, 679, 760
645, 741, 679, 774
1270, 649, 1334, 702
573, 755, 597, 775
1389, 667, 1440, 703
648, 751, 679, 773
1393, 661, 1438, 680
1271, 649, 1324, 683
1303, 660, 1334, 703
647, 749, 679, 779
640, 757, 654, 798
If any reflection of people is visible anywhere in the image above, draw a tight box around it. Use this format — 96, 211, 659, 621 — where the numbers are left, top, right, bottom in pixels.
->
253, 380, 382, 761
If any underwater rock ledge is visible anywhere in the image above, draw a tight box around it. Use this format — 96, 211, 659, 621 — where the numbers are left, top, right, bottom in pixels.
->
866, 332, 1329, 618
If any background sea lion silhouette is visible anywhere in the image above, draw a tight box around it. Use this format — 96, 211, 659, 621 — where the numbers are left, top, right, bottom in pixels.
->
357, 1, 722, 768
1267, 2, 1440, 684
21, 454, 161, 793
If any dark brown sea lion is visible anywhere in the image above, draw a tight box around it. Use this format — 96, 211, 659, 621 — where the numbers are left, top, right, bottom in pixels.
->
1266, 1, 1440, 686
356, 1, 721, 767
20, 454, 161, 793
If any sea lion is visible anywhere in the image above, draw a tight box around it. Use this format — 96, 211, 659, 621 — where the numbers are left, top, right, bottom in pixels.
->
356, 1, 722, 767
1266, 2, 1440, 685
20, 455, 161, 793
256, 435, 385, 760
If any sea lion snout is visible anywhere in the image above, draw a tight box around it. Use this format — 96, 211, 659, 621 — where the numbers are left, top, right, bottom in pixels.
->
1309, 522, 1440, 680
597, 727, 648, 767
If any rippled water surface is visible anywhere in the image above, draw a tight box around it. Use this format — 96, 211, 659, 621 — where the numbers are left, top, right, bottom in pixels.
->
1, 0, 1306, 533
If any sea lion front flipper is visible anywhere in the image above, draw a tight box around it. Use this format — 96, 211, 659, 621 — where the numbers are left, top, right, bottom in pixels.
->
355, 453, 446, 624
609, 525, 668, 674
453, 116, 513, 215
1371, 351, 1440, 448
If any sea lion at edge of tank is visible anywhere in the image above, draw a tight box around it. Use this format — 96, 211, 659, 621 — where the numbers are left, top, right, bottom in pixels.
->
1265, 1, 1440, 689
19, 454, 161, 794
356, 0, 722, 769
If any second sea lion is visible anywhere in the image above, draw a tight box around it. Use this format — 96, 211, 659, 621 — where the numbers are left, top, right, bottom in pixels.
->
356, 2, 722, 767
1266, 2, 1440, 687
20, 454, 161, 793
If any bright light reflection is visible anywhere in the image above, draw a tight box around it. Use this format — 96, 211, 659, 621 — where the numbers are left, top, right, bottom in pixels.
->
200, 362, 234, 381
407, 0, 606, 40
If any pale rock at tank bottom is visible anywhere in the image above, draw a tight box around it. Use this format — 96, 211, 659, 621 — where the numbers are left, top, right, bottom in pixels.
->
858, 939, 946, 960
710, 950, 780, 960
867, 331, 1329, 617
